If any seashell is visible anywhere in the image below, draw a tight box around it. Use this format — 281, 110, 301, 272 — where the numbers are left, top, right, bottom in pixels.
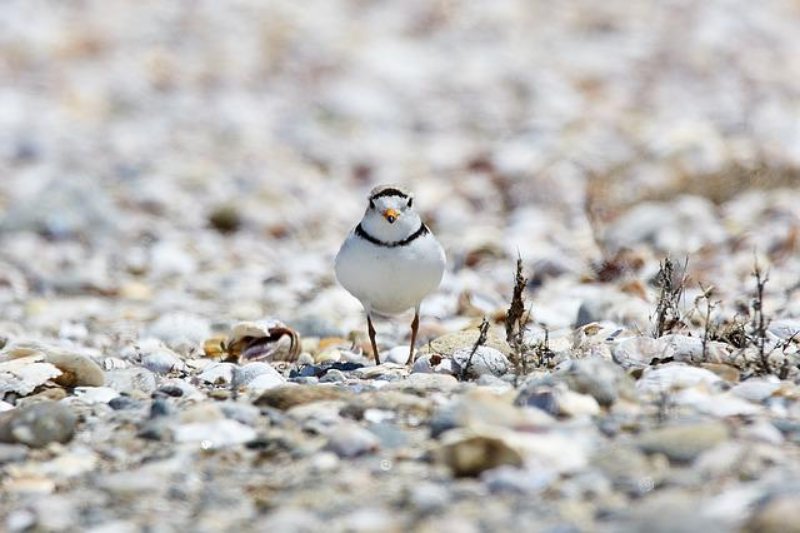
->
225, 319, 300, 363
0, 356, 62, 396
1, 341, 104, 387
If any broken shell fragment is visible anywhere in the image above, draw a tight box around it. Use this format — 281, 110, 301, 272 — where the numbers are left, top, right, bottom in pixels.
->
225, 319, 300, 363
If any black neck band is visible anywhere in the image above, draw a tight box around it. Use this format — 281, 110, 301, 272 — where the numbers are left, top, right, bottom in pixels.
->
355, 223, 429, 247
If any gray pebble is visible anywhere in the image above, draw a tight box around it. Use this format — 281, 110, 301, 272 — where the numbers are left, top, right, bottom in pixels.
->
0, 401, 77, 448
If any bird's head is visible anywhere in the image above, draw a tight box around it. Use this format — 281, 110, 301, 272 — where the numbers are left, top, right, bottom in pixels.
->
360, 185, 421, 240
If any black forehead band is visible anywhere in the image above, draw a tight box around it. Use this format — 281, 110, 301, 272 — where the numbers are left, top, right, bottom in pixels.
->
369, 188, 409, 201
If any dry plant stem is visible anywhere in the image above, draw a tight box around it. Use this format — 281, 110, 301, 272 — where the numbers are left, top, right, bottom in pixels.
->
461, 317, 490, 381
653, 256, 688, 338
505, 256, 527, 346
698, 283, 718, 360
504, 257, 532, 383
751, 262, 771, 374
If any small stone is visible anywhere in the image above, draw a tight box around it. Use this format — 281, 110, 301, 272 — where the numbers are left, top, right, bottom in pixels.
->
72, 386, 119, 404
434, 429, 524, 477
208, 204, 242, 233
407, 481, 451, 512
636, 364, 723, 395
636, 422, 730, 463
482, 465, 556, 494
381, 346, 411, 364
391, 373, 459, 392
174, 419, 257, 448
559, 357, 634, 407
452, 346, 510, 378
108, 396, 140, 410
0, 443, 28, 463
320, 369, 347, 383
254, 385, 352, 410
423, 328, 512, 358
745, 492, 800, 533
199, 362, 236, 385
325, 422, 380, 457
104, 368, 157, 395
147, 312, 211, 352
235, 363, 285, 393
0, 401, 77, 448
141, 349, 184, 375
219, 402, 261, 426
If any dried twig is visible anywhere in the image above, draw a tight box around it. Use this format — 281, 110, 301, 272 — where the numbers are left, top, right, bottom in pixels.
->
750, 260, 771, 374
460, 317, 490, 381
653, 256, 688, 338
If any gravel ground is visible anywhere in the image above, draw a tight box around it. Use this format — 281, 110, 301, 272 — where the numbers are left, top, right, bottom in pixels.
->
2, 1, 800, 531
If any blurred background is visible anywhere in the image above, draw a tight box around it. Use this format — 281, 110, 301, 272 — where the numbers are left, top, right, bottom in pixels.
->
1, 0, 799, 340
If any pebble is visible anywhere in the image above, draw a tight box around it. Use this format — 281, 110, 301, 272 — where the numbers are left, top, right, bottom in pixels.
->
745, 491, 800, 533
407, 481, 451, 512
482, 465, 556, 494
104, 368, 157, 395
636, 422, 730, 463
147, 313, 211, 352
141, 349, 184, 375
452, 346, 511, 378
199, 362, 236, 385
233, 362, 286, 392
636, 364, 724, 395
72, 386, 120, 404
325, 422, 380, 457
559, 357, 634, 407
0, 401, 77, 448
174, 419, 257, 448
434, 429, 524, 477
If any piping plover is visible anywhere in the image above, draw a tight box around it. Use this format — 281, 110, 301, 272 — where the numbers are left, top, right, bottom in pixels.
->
335, 185, 446, 365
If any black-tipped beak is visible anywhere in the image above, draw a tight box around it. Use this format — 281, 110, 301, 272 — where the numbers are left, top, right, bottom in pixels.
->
382, 208, 399, 224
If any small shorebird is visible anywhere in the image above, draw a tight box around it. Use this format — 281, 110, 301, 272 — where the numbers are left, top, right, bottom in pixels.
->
335, 185, 446, 365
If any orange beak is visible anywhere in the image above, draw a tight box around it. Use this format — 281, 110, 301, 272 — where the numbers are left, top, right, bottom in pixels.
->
382, 208, 399, 224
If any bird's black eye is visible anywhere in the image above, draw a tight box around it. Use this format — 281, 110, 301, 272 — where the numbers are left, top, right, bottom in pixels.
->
369, 199, 375, 209
407, 197, 413, 208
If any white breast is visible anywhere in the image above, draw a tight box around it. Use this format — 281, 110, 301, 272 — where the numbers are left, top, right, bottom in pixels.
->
335, 230, 446, 316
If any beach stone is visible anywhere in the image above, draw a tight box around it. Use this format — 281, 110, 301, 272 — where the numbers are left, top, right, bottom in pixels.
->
452, 346, 510, 378
147, 313, 210, 352
745, 492, 800, 533
0, 401, 77, 448
636, 364, 723, 395
72, 386, 119, 404
558, 357, 634, 407
141, 349, 184, 375
104, 368, 157, 395
174, 419, 257, 448
636, 422, 730, 463
393, 373, 459, 392
408, 482, 451, 512
325, 422, 380, 457
482, 465, 556, 494
423, 329, 512, 358
434, 430, 524, 477
199, 362, 236, 385
233, 362, 285, 392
